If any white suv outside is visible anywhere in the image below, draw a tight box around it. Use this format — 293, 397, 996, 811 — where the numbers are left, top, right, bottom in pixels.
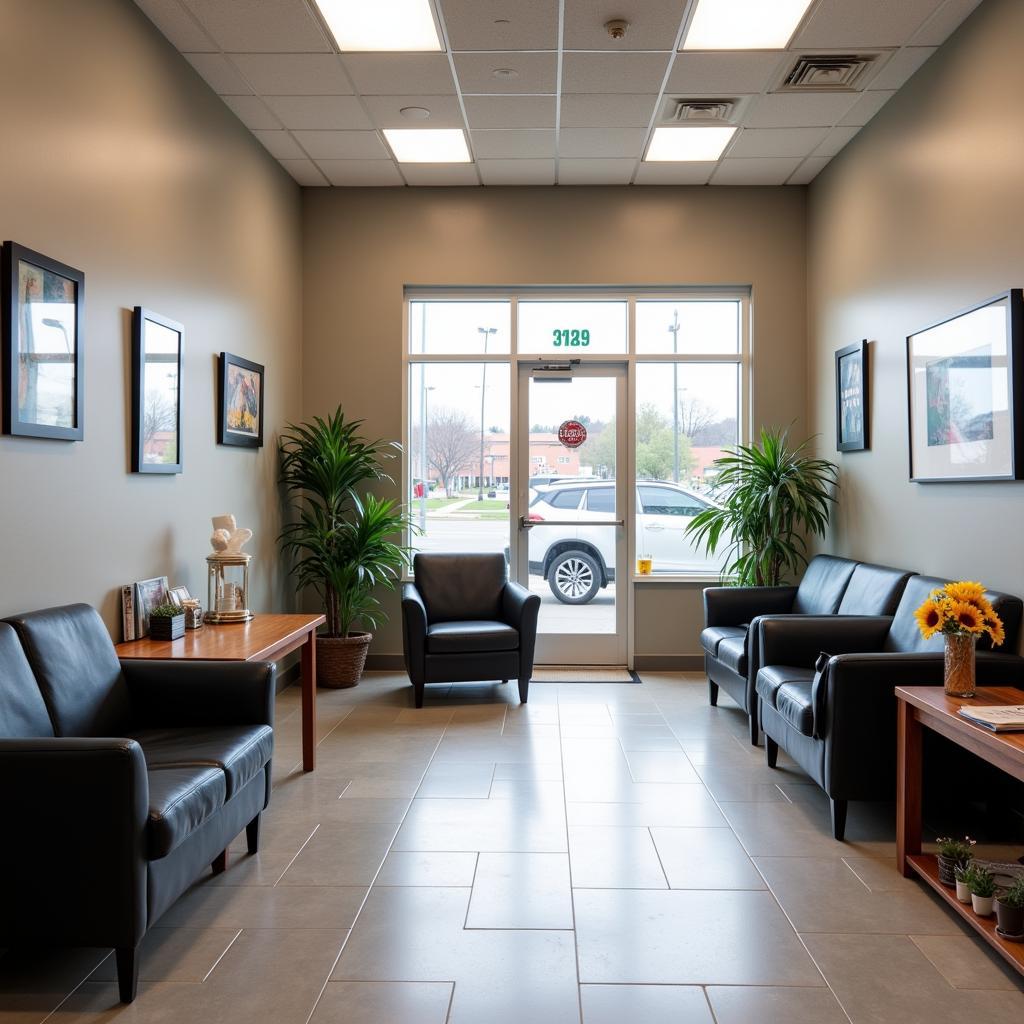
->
527, 480, 721, 603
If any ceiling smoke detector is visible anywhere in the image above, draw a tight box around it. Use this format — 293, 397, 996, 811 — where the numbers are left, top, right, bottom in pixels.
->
399, 106, 431, 120
605, 19, 629, 40
493, 67, 519, 80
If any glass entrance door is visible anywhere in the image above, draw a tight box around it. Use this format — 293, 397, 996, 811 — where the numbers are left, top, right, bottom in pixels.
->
514, 362, 627, 665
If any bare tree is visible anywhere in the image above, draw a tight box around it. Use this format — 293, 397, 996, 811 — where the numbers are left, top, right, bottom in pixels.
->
677, 394, 716, 441
427, 406, 478, 495
143, 391, 176, 451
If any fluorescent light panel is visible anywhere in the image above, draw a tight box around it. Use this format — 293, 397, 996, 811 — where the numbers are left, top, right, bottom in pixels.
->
314, 0, 442, 52
645, 126, 736, 162
384, 128, 470, 163
683, 0, 814, 50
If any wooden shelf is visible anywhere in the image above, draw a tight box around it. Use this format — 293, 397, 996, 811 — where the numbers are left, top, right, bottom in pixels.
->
906, 854, 1024, 973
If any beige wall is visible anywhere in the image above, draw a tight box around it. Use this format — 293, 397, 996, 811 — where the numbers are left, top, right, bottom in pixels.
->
303, 186, 807, 658
0, 0, 302, 635
808, 0, 1024, 620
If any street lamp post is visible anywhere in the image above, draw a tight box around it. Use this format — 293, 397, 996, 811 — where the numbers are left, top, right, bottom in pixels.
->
477, 326, 497, 500
668, 309, 681, 482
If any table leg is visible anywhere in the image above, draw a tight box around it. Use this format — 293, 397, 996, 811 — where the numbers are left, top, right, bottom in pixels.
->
897, 699, 922, 877
301, 632, 317, 772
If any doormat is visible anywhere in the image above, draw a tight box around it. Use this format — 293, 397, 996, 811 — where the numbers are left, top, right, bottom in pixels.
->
531, 667, 641, 684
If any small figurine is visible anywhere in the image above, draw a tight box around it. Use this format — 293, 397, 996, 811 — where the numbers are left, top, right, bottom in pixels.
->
210, 514, 253, 555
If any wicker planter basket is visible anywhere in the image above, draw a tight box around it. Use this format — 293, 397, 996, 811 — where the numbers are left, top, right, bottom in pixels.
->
317, 632, 371, 688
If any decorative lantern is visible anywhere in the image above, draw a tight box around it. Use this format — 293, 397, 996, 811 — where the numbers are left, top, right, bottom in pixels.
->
206, 553, 252, 623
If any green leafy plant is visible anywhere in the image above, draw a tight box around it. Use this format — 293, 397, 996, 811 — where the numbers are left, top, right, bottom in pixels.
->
998, 875, 1024, 909
954, 863, 972, 884
150, 603, 183, 618
279, 408, 415, 638
936, 836, 976, 865
967, 865, 996, 899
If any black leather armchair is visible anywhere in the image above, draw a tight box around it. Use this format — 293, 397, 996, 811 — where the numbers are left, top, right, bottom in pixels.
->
0, 604, 275, 1003
755, 575, 1024, 839
402, 553, 540, 708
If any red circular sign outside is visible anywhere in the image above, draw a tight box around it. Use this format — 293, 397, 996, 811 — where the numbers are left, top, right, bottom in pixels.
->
557, 419, 587, 449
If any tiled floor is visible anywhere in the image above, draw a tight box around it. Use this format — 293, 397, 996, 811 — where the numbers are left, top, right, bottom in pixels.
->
3, 671, 1023, 1023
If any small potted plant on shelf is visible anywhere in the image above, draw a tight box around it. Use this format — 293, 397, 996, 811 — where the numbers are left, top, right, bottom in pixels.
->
148, 601, 186, 641
954, 863, 973, 904
995, 875, 1024, 938
968, 865, 997, 917
936, 836, 976, 886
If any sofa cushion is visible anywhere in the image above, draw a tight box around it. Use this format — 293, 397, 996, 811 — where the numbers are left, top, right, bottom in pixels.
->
146, 765, 226, 859
775, 682, 815, 736
838, 563, 914, 616
427, 620, 518, 655
885, 576, 949, 654
129, 724, 273, 798
716, 636, 747, 675
756, 664, 815, 708
700, 625, 745, 658
792, 555, 858, 616
414, 553, 506, 623
0, 623, 54, 738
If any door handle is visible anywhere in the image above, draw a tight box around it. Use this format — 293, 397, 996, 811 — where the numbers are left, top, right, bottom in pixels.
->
520, 516, 624, 529
646, 523, 665, 531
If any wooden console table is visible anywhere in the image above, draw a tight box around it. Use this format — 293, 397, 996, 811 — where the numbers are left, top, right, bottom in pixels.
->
117, 613, 325, 772
896, 685, 1024, 975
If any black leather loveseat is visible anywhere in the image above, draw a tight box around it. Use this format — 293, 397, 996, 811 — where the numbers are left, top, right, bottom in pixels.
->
756, 575, 1024, 839
702, 555, 913, 744
0, 604, 275, 1003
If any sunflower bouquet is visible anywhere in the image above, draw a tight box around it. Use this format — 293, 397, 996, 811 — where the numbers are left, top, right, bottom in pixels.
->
914, 581, 1005, 646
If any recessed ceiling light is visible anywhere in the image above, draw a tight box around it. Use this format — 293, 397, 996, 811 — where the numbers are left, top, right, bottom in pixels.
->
682, 0, 814, 50
644, 126, 736, 161
313, 0, 443, 52
383, 128, 471, 163
399, 106, 431, 120
493, 68, 519, 79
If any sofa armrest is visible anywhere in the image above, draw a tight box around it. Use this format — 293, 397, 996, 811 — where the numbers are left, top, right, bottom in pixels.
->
401, 583, 428, 683
122, 659, 276, 728
703, 585, 798, 627
758, 614, 893, 670
502, 581, 541, 677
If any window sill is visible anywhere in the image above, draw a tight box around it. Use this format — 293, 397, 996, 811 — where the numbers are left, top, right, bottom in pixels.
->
632, 574, 726, 585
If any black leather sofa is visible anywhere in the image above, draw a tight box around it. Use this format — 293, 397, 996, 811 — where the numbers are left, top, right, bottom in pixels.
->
402, 552, 540, 708
756, 575, 1024, 839
0, 604, 275, 1003
702, 555, 913, 744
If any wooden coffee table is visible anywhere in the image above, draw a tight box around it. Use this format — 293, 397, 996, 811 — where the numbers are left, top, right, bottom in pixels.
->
896, 685, 1024, 975
117, 613, 325, 772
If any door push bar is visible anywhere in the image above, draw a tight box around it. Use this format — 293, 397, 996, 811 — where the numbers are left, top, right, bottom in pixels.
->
520, 516, 625, 530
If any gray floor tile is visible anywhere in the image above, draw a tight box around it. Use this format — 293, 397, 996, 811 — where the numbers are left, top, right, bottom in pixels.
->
569, 826, 668, 888
581, 984, 714, 1023
707, 985, 850, 1024
376, 851, 479, 887
652, 827, 766, 889
466, 852, 573, 928
310, 981, 453, 1024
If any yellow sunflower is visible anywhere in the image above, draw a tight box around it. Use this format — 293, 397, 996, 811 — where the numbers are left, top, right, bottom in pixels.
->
914, 598, 950, 639
949, 600, 986, 634
984, 615, 1006, 647
944, 581, 986, 603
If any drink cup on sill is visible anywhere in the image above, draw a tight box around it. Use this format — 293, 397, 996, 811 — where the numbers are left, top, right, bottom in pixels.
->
637, 556, 653, 575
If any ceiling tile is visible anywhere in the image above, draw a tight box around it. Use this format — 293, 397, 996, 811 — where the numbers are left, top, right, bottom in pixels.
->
342, 54, 456, 95
562, 52, 670, 94
471, 129, 556, 158
561, 94, 657, 128
184, 53, 252, 94
868, 47, 936, 91
839, 90, 895, 126
364, 95, 465, 129
440, 0, 559, 50
666, 51, 784, 94
401, 164, 481, 186
711, 157, 803, 185
911, 0, 984, 45
220, 95, 281, 129
813, 125, 861, 158
744, 93, 859, 129
454, 52, 557, 94
317, 160, 405, 186
788, 156, 832, 185
291, 130, 389, 159
478, 159, 557, 185
252, 129, 306, 159
793, 0, 945, 48
263, 96, 372, 130
728, 127, 827, 158
563, 0, 686, 51
134, 0, 217, 51
464, 95, 555, 129
558, 159, 637, 185
228, 54, 354, 95
279, 158, 330, 186
560, 127, 647, 159
634, 161, 716, 185
179, 0, 331, 52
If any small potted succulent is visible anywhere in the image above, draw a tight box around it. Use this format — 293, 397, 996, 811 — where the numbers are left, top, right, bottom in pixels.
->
953, 863, 973, 904
148, 601, 186, 641
936, 836, 975, 886
995, 875, 1024, 938
968, 865, 997, 917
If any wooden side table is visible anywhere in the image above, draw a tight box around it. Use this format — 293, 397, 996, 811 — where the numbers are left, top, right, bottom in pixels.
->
117, 613, 326, 772
896, 685, 1024, 976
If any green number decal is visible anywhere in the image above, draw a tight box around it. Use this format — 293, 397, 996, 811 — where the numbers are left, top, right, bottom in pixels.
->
570, 329, 581, 346
581, 329, 590, 347
552, 328, 562, 347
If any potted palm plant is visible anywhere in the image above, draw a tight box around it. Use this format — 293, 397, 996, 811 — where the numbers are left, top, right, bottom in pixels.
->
279, 408, 414, 688
685, 426, 839, 585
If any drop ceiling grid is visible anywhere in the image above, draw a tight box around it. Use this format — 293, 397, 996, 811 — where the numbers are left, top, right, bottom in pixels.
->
132, 0, 982, 187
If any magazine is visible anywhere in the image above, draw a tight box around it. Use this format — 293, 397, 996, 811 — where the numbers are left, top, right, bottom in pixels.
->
958, 705, 1024, 732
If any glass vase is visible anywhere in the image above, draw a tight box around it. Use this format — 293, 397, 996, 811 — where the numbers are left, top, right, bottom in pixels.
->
944, 633, 977, 697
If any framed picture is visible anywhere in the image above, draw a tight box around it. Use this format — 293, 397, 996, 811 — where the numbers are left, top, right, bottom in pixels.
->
134, 576, 169, 637
218, 352, 264, 448
835, 340, 869, 452
2, 241, 85, 440
132, 308, 183, 474
907, 289, 1024, 482
168, 585, 191, 609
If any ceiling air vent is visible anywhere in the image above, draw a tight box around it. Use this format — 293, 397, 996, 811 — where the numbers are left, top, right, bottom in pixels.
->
667, 99, 737, 123
778, 54, 877, 92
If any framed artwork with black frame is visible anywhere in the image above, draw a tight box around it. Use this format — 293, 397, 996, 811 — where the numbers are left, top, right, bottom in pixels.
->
835, 339, 869, 452
132, 307, 183, 474
907, 288, 1024, 482
1, 241, 85, 440
218, 352, 264, 448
